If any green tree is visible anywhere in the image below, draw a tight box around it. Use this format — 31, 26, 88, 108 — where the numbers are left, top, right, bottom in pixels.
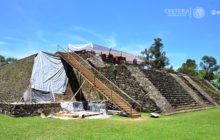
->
140, 48, 150, 65
141, 38, 169, 69
177, 59, 197, 76
211, 75, 220, 90
200, 56, 220, 80
6, 57, 17, 64
167, 65, 175, 73
0, 55, 7, 66
0, 55, 17, 66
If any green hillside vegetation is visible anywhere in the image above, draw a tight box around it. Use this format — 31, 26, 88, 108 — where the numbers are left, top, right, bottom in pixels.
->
0, 55, 35, 102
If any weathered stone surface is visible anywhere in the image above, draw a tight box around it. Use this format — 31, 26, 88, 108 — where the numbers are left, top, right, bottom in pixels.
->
204, 80, 220, 93
178, 75, 213, 106
183, 76, 218, 106
170, 73, 207, 107
97, 65, 160, 112
191, 77, 220, 105
126, 65, 175, 113
0, 103, 61, 117
141, 69, 201, 111
77, 51, 106, 68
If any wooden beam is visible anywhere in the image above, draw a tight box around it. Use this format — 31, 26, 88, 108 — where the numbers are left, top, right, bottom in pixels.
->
29, 79, 32, 104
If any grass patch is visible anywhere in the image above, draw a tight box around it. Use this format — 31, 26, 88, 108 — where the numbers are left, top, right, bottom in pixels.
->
0, 108, 220, 140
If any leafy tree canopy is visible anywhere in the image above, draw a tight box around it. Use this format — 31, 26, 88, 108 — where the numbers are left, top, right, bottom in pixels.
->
141, 38, 169, 69
0, 54, 17, 66
177, 59, 197, 76
200, 56, 220, 80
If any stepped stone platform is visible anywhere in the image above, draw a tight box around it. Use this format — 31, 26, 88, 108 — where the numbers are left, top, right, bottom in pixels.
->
170, 74, 207, 107
97, 65, 160, 112
126, 65, 174, 113
1, 52, 220, 116
178, 76, 214, 106
140, 69, 202, 111
191, 77, 220, 105
183, 76, 217, 106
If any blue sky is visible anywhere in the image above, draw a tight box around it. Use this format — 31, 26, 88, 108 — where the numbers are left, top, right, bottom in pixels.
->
0, 0, 219, 69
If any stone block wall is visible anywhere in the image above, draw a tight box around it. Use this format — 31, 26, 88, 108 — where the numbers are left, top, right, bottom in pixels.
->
0, 103, 61, 117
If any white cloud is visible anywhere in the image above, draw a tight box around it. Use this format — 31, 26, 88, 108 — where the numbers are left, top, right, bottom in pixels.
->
3, 36, 24, 42
105, 36, 117, 48
118, 42, 151, 55
72, 35, 90, 43
15, 48, 39, 59
0, 47, 39, 59
0, 50, 9, 56
73, 26, 118, 48
6, 46, 40, 59
72, 26, 151, 55
0, 41, 6, 45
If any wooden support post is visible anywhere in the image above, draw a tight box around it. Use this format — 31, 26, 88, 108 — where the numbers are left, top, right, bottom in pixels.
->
70, 80, 86, 101
79, 73, 82, 100
88, 83, 93, 102
29, 79, 32, 104
51, 82, 56, 102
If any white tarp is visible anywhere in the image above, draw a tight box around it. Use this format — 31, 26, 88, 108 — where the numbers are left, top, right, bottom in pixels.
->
61, 101, 85, 112
31, 52, 68, 94
68, 43, 94, 51
23, 89, 54, 103
68, 43, 143, 63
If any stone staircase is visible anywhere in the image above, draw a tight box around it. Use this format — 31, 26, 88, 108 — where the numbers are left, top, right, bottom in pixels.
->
194, 79, 220, 105
179, 76, 213, 106
183, 76, 217, 106
170, 74, 207, 107
193, 77, 220, 95
59, 52, 141, 118
141, 69, 201, 111
126, 66, 175, 113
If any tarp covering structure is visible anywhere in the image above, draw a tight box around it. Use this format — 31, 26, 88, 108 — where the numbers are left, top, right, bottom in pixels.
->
60, 101, 106, 113
24, 52, 69, 103
68, 43, 143, 63
31, 52, 68, 94
23, 89, 54, 103
61, 101, 85, 112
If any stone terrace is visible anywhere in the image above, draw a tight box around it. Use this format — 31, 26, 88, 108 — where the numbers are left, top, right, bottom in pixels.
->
192, 77, 220, 105
141, 69, 201, 111
180, 76, 213, 106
